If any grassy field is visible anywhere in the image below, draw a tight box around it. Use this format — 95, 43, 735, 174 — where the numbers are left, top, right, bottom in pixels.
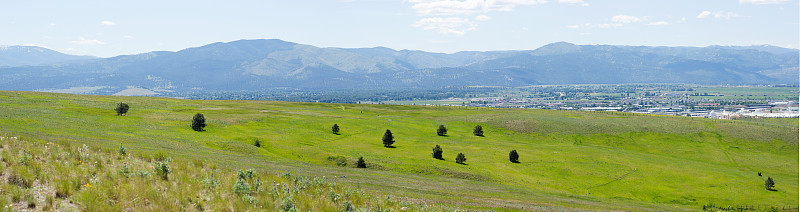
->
689, 86, 798, 100
0, 91, 797, 211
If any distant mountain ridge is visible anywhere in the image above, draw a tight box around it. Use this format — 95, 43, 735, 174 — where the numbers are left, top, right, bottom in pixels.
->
0, 39, 796, 95
0, 45, 95, 67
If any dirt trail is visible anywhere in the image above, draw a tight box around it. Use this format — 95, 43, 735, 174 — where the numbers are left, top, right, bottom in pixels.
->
586, 164, 637, 196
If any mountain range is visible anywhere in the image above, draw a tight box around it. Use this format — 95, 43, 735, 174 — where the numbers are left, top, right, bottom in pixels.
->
0, 39, 797, 95
0, 45, 95, 67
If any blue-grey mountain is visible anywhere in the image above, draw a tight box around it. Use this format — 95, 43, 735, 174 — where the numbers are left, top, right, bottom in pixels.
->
0, 39, 796, 95
0, 45, 95, 67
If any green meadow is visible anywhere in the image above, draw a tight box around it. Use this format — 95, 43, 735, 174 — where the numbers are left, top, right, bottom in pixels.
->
0, 91, 797, 211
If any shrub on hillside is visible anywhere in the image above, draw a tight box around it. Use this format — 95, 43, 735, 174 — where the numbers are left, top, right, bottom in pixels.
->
473, 125, 483, 137
115, 102, 129, 116
154, 160, 171, 180
509, 150, 519, 163
254, 139, 261, 147
432, 145, 443, 160
191, 113, 206, 131
118, 144, 127, 156
356, 157, 366, 168
332, 124, 340, 135
382, 129, 395, 147
765, 177, 776, 191
456, 153, 467, 164
437, 125, 447, 136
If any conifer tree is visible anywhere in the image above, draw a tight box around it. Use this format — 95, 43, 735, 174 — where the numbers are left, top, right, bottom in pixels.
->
509, 150, 519, 163
456, 153, 467, 164
191, 113, 206, 132
432, 144, 443, 160
473, 125, 483, 136
332, 124, 340, 135
382, 129, 395, 147
765, 177, 776, 191
115, 102, 130, 116
356, 157, 366, 168
437, 125, 447, 136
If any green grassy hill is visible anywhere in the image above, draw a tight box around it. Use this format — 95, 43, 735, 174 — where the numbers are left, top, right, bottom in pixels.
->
0, 91, 797, 211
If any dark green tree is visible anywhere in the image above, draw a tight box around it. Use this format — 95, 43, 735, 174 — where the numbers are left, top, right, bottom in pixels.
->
437, 125, 447, 136
509, 150, 519, 163
115, 102, 130, 116
191, 113, 206, 132
765, 177, 776, 191
332, 124, 340, 135
455, 153, 466, 164
356, 157, 366, 168
473, 125, 484, 136
254, 139, 261, 147
432, 144, 443, 160
382, 129, 395, 147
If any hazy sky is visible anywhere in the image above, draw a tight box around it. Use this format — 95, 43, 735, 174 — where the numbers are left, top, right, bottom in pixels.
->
1, 0, 798, 57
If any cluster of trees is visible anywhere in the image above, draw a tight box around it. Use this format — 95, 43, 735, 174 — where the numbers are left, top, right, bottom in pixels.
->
431, 145, 518, 164
113, 104, 517, 170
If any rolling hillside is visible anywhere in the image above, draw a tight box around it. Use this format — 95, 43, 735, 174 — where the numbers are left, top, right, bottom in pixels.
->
0, 91, 797, 211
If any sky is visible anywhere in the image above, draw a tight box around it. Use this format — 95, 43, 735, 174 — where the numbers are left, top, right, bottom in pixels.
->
1, 0, 798, 57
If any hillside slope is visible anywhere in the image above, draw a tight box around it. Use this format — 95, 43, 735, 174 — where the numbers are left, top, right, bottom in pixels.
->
0, 91, 797, 210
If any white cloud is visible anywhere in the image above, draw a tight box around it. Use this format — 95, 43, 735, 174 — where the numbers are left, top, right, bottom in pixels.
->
696, 11, 712, 18
406, 0, 547, 35
48, 23, 56, 27
412, 17, 476, 35
647, 21, 669, 26
698, 10, 742, 19
566, 24, 580, 29
598, 23, 622, 28
64, 48, 78, 52
123, 35, 134, 39
475, 14, 491, 21
101, 21, 116, 26
71, 37, 106, 45
713, 11, 741, 19
559, 0, 588, 6
611, 14, 642, 23
22, 44, 50, 48
407, 0, 547, 16
739, 0, 787, 4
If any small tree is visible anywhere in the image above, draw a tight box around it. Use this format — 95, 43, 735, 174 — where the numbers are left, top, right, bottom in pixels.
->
115, 102, 130, 116
509, 150, 519, 163
473, 125, 483, 137
332, 124, 340, 135
765, 177, 776, 191
432, 144, 443, 160
382, 129, 395, 147
455, 153, 467, 164
437, 125, 447, 136
254, 139, 261, 147
356, 157, 366, 168
191, 113, 206, 132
